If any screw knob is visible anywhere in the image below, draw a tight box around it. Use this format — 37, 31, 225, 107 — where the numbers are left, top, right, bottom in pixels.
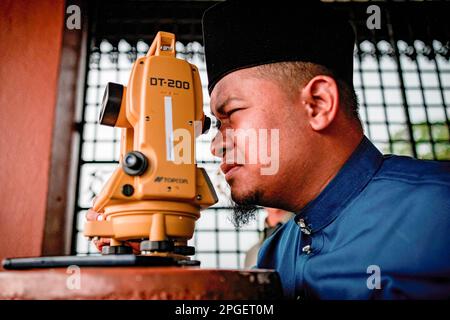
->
123, 151, 148, 176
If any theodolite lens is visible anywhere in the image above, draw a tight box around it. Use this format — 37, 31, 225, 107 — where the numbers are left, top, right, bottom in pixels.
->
99, 82, 124, 127
123, 151, 148, 176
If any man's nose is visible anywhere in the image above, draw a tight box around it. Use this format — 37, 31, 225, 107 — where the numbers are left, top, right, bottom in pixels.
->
210, 133, 225, 158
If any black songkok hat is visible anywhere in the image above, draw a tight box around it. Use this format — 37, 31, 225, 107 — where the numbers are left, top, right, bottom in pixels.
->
202, 1, 356, 94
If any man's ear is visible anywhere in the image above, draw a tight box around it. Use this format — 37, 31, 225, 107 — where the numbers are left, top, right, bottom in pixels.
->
300, 75, 339, 131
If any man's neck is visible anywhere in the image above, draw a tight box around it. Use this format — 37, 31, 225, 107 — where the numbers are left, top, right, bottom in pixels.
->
289, 132, 364, 213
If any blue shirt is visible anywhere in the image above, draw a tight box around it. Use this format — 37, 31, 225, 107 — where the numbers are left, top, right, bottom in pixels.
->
257, 136, 450, 299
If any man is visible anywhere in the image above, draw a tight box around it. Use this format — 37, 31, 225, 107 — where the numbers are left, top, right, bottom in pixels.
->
201, 1, 450, 299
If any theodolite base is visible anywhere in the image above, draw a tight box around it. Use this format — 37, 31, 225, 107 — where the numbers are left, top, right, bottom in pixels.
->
2, 254, 200, 270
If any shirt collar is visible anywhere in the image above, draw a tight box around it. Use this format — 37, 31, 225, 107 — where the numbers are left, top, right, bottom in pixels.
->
294, 135, 384, 233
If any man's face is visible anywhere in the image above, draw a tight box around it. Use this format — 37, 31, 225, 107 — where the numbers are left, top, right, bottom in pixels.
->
209, 67, 310, 216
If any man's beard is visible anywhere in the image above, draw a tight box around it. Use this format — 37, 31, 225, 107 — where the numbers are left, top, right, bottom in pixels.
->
229, 191, 261, 228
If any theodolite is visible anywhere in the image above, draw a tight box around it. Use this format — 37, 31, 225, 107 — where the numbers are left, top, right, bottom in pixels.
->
83, 31, 217, 265
2, 31, 217, 269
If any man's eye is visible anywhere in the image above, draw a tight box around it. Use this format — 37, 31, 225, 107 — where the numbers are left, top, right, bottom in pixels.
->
227, 109, 241, 117
215, 119, 222, 130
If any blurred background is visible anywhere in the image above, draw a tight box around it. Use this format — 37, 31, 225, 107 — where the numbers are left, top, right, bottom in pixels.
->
1, 0, 449, 269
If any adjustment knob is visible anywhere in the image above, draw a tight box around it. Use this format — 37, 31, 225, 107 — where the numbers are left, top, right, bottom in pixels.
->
123, 151, 148, 176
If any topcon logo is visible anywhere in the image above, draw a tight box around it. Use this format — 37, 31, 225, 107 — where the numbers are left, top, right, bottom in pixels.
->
154, 176, 188, 184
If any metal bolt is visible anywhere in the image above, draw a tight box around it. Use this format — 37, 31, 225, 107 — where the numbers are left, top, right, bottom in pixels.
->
122, 184, 134, 196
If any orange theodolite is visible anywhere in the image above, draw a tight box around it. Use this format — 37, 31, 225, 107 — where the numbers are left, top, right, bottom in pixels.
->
83, 31, 217, 265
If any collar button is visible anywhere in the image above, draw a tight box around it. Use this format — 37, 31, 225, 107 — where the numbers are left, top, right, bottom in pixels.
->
297, 218, 312, 235
302, 245, 312, 255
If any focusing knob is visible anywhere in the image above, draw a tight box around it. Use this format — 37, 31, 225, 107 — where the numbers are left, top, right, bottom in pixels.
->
123, 151, 148, 176
99, 82, 124, 126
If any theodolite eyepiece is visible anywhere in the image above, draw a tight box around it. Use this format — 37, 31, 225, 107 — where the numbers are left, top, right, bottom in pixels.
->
202, 115, 211, 134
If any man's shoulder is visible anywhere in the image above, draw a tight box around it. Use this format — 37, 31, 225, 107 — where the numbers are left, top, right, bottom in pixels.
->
374, 154, 450, 187
359, 154, 450, 218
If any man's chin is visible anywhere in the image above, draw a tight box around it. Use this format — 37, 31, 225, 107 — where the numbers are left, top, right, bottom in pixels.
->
229, 190, 261, 228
